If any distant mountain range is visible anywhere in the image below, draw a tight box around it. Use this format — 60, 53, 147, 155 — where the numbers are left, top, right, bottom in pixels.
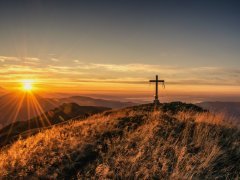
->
0, 103, 110, 147
197, 102, 240, 122
0, 93, 136, 128
59, 96, 136, 108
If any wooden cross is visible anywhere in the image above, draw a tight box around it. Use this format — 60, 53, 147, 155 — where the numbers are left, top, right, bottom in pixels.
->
149, 75, 165, 104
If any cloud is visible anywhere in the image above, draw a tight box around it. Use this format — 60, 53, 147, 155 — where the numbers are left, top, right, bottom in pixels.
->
50, 58, 59, 62
0, 56, 40, 63
24, 57, 40, 62
73, 60, 80, 63
0, 56, 20, 62
23, 61, 40, 66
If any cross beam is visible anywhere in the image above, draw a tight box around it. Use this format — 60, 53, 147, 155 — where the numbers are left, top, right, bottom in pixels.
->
149, 75, 165, 104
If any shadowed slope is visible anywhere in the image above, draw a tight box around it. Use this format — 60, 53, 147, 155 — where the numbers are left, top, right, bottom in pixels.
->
0, 102, 239, 179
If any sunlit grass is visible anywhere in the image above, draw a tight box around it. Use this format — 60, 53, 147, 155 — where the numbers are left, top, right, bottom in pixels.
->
0, 104, 239, 179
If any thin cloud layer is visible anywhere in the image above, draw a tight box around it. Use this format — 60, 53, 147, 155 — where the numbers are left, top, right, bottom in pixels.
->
0, 55, 240, 90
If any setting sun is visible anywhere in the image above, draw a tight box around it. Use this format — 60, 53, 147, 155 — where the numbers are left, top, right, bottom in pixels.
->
22, 80, 34, 91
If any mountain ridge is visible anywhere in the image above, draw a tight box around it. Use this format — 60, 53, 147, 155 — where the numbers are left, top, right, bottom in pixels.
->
59, 95, 136, 108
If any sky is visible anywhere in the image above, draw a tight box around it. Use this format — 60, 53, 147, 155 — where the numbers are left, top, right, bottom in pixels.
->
0, 0, 240, 102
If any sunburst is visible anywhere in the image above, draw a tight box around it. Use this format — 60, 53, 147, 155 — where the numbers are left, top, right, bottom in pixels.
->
21, 79, 34, 92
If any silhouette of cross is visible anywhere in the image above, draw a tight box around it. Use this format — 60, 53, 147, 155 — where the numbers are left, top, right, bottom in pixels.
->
149, 75, 165, 104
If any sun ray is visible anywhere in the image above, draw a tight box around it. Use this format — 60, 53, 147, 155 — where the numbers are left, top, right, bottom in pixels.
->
31, 95, 48, 127
4, 92, 26, 145
30, 93, 52, 127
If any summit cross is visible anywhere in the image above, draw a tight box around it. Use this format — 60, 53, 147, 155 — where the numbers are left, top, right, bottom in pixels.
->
149, 75, 165, 104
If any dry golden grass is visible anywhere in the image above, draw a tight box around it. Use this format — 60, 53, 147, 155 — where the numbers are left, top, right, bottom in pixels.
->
0, 103, 239, 179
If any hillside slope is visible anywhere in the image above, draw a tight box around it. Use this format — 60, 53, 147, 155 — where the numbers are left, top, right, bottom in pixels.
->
0, 102, 239, 179
0, 103, 110, 147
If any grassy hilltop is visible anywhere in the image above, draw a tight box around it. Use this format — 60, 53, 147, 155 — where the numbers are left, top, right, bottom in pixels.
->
0, 102, 239, 179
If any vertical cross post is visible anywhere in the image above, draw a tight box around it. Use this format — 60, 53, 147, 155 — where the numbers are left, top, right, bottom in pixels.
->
149, 75, 165, 105
155, 75, 158, 101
